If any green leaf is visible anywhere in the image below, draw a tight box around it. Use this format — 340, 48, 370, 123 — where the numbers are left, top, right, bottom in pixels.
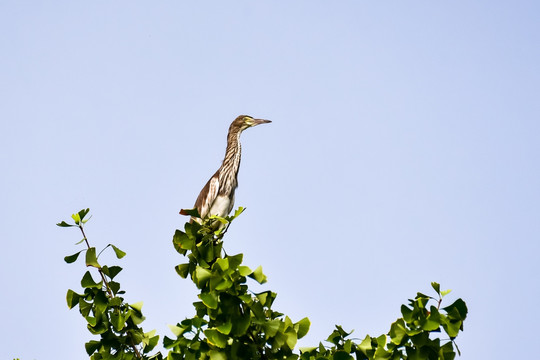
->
232, 206, 245, 218
440, 341, 457, 359
130, 309, 146, 325
238, 265, 252, 276
85, 340, 101, 356
373, 345, 392, 360
231, 312, 251, 336
422, 306, 441, 331
81, 216, 92, 224
264, 319, 281, 337
109, 280, 121, 295
184, 221, 201, 240
144, 335, 160, 354
64, 250, 84, 264
327, 329, 342, 345
208, 350, 227, 360
273, 331, 286, 348
79, 299, 92, 317
129, 328, 145, 344
344, 339, 352, 353
416, 293, 432, 307
285, 329, 298, 349
71, 213, 81, 225
443, 320, 462, 338
168, 324, 184, 337
85, 315, 98, 327
195, 266, 212, 287
214, 258, 229, 271
179, 208, 201, 218
249, 265, 267, 284
56, 221, 75, 227
110, 244, 126, 259
214, 279, 232, 291
81, 271, 101, 288
431, 282, 440, 295
205, 329, 229, 348
443, 298, 468, 320
275, 328, 297, 350
130, 301, 144, 312
110, 311, 126, 331
376, 334, 387, 347
333, 350, 353, 360
389, 318, 407, 345
335, 325, 351, 337
227, 253, 243, 269
102, 265, 123, 280
219, 207, 245, 225
200, 292, 218, 309
87, 319, 107, 335
208, 215, 228, 225
94, 290, 108, 314
441, 289, 452, 297
284, 316, 294, 331
173, 229, 194, 251
109, 297, 122, 307
85, 247, 101, 268
66, 289, 80, 309
295, 317, 311, 339
78, 208, 90, 222
175, 263, 190, 278
163, 336, 179, 350
401, 305, 413, 322
217, 322, 232, 335
256, 291, 272, 306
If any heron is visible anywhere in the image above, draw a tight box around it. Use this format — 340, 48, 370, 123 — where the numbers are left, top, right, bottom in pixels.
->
181, 115, 271, 223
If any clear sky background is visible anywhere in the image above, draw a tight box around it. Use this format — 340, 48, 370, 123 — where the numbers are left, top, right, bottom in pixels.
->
1, 1, 539, 359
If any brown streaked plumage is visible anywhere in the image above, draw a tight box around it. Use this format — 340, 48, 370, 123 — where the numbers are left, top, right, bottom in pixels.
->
182, 115, 271, 222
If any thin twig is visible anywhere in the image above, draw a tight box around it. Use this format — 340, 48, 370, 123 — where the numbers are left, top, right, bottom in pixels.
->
79, 225, 114, 298
77, 224, 143, 359
128, 335, 143, 359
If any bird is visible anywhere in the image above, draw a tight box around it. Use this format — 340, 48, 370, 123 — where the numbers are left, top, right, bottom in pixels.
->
181, 115, 271, 223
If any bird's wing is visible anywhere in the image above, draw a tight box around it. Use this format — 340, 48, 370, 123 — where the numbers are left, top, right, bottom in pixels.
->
194, 171, 220, 219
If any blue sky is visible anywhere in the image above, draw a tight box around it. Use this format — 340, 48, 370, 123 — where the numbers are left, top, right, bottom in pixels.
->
1, 1, 539, 359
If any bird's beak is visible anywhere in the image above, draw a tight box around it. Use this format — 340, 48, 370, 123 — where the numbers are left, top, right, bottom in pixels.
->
250, 119, 272, 127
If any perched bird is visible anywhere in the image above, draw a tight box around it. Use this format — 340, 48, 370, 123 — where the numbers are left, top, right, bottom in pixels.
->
181, 115, 271, 222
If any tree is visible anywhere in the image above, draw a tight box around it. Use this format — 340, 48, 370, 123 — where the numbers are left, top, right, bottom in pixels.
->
59, 208, 467, 360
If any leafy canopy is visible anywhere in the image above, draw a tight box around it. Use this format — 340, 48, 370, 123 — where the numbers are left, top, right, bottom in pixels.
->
58, 208, 467, 360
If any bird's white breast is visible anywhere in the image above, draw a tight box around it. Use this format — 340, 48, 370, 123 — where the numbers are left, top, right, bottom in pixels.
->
208, 194, 234, 218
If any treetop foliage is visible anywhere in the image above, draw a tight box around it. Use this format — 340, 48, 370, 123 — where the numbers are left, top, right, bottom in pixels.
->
55, 208, 467, 360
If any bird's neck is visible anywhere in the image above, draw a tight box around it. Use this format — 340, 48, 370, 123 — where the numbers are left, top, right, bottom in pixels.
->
220, 128, 242, 188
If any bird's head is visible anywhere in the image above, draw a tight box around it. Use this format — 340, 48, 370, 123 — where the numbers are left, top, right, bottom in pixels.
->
231, 115, 271, 132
